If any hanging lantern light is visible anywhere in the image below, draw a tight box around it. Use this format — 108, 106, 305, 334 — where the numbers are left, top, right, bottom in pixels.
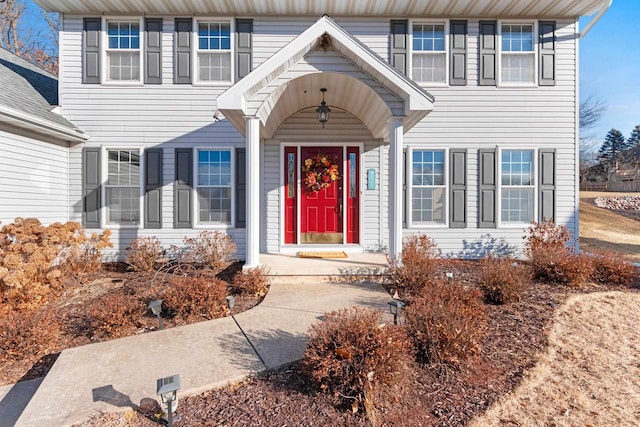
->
316, 88, 331, 128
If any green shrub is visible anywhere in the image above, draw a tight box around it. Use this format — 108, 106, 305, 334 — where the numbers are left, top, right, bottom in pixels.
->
405, 279, 487, 365
303, 307, 414, 423
480, 257, 526, 304
126, 236, 163, 272
388, 234, 440, 297
231, 265, 271, 297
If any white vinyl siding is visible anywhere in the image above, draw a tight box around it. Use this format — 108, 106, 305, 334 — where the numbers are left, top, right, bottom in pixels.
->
105, 19, 142, 82
500, 149, 535, 224
195, 20, 232, 83
500, 23, 535, 84
105, 149, 141, 225
409, 149, 447, 226
412, 22, 447, 84
196, 149, 233, 225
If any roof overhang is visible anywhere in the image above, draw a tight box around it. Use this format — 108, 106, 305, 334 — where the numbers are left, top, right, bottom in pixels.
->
34, 0, 608, 18
218, 15, 434, 139
0, 105, 88, 143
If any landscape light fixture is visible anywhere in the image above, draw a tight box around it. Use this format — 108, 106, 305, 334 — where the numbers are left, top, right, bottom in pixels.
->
387, 300, 405, 325
315, 88, 331, 128
157, 374, 180, 427
226, 295, 236, 310
148, 299, 164, 330
446, 272, 454, 282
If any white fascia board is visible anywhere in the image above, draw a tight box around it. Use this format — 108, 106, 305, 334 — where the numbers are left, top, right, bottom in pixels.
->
0, 105, 88, 143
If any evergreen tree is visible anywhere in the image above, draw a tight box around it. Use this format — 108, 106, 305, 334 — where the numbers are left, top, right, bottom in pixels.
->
598, 128, 626, 163
628, 125, 640, 148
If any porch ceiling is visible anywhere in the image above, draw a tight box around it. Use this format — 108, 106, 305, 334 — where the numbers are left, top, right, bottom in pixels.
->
35, 0, 607, 18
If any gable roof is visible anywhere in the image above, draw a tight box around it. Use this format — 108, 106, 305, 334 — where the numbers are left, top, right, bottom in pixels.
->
218, 15, 433, 139
0, 48, 86, 142
34, 0, 608, 18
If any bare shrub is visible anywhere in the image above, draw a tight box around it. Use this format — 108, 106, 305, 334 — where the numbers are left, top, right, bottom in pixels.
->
0, 310, 61, 362
126, 236, 163, 272
480, 257, 526, 305
524, 220, 592, 287
0, 218, 111, 311
182, 231, 237, 274
81, 292, 146, 340
162, 276, 228, 323
589, 251, 637, 287
388, 234, 440, 297
405, 279, 487, 365
303, 307, 414, 423
231, 266, 271, 297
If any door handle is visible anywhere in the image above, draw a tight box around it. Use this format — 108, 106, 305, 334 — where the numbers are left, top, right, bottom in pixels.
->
337, 202, 343, 216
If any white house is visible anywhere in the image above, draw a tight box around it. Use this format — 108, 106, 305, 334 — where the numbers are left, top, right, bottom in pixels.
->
29, 0, 611, 266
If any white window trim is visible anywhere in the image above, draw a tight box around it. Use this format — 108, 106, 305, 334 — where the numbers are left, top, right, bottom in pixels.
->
193, 146, 236, 229
409, 20, 449, 87
497, 20, 538, 87
192, 18, 235, 86
101, 16, 145, 86
406, 146, 449, 228
100, 146, 145, 229
497, 147, 538, 228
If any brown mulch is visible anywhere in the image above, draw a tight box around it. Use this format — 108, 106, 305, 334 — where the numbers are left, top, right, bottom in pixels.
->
0, 261, 257, 387
80, 260, 637, 427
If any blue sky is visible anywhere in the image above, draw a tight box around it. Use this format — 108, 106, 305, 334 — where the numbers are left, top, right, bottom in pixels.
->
580, 1, 640, 144
22, 1, 635, 148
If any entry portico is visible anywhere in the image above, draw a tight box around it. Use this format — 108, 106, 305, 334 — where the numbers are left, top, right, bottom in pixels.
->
218, 15, 434, 267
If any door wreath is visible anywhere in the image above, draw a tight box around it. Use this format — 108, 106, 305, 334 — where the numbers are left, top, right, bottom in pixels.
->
303, 152, 340, 192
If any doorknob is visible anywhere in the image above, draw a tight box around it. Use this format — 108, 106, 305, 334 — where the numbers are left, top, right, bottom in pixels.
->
337, 202, 343, 216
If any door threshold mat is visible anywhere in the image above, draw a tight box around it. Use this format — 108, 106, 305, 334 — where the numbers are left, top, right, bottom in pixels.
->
297, 251, 348, 259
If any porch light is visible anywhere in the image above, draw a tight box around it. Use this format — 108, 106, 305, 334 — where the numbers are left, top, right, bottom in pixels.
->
316, 88, 331, 128
388, 300, 405, 325
148, 299, 164, 330
156, 374, 180, 427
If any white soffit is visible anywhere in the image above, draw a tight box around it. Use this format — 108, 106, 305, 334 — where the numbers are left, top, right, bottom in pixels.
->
34, 0, 607, 18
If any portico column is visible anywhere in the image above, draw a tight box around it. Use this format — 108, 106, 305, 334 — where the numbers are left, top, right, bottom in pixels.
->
245, 116, 261, 269
389, 117, 404, 261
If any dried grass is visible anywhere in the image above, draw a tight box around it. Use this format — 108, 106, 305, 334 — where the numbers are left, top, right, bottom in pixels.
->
470, 291, 640, 427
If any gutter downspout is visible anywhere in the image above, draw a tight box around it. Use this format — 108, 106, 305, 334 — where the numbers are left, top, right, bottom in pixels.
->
580, 0, 612, 38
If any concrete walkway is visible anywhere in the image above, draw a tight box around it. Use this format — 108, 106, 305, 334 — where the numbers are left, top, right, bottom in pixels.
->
6, 254, 391, 426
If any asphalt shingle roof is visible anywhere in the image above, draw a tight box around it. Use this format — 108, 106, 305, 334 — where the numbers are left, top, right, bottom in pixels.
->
0, 47, 78, 131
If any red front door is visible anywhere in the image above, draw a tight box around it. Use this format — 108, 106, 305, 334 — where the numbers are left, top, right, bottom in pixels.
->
283, 146, 359, 245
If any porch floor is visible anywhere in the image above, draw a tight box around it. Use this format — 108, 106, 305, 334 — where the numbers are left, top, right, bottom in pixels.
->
260, 252, 389, 282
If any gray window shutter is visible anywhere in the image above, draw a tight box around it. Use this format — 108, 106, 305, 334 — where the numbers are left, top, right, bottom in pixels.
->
174, 148, 193, 228
539, 149, 556, 222
390, 20, 408, 75
145, 148, 163, 229
83, 147, 101, 228
478, 148, 497, 228
174, 18, 192, 84
83, 18, 101, 84
236, 19, 253, 81
479, 21, 497, 86
449, 149, 467, 228
449, 20, 467, 86
539, 21, 556, 86
236, 148, 246, 228
145, 18, 163, 84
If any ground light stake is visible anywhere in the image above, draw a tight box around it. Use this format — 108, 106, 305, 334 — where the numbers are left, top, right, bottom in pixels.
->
157, 374, 180, 427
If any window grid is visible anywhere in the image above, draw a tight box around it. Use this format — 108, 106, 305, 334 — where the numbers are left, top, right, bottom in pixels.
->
106, 150, 140, 225
197, 22, 231, 82
106, 21, 141, 82
500, 150, 534, 224
412, 23, 446, 83
197, 150, 232, 225
411, 150, 446, 225
501, 24, 535, 84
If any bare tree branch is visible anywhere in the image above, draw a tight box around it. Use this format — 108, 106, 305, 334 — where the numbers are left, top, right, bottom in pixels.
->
579, 96, 607, 130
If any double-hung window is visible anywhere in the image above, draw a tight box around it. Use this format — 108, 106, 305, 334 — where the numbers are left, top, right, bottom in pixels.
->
106, 20, 141, 82
410, 149, 446, 226
501, 24, 535, 84
500, 149, 534, 224
412, 23, 446, 84
106, 149, 141, 225
196, 21, 232, 82
197, 149, 233, 225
